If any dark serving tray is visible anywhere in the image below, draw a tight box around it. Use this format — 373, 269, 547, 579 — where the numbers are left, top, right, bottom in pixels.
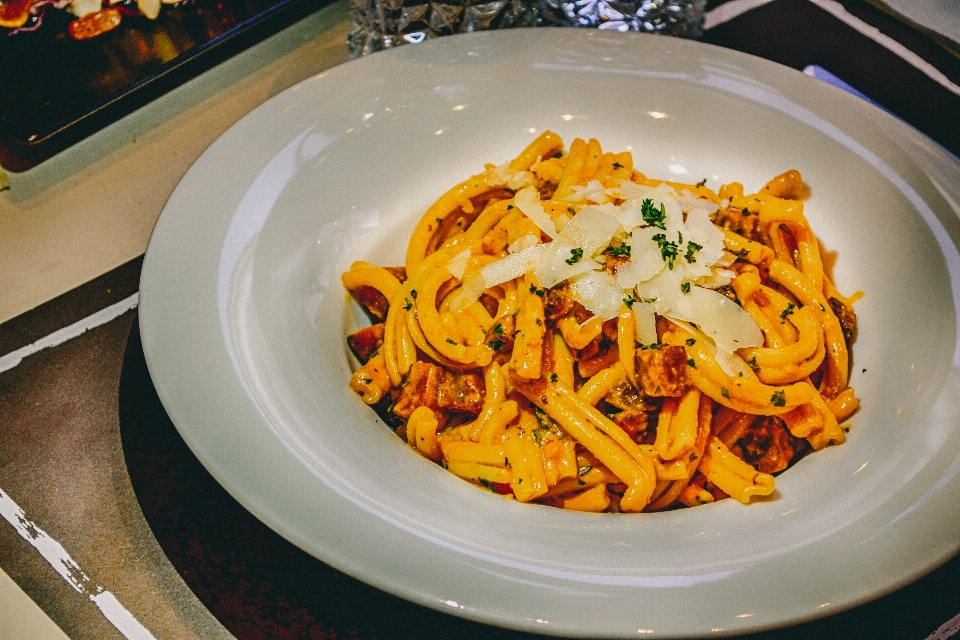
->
0, 0, 329, 172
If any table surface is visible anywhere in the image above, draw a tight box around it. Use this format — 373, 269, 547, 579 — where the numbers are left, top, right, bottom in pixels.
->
1, 1, 959, 638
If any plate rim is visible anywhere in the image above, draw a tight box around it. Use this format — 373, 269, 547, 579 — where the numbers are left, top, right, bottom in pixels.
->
139, 28, 960, 638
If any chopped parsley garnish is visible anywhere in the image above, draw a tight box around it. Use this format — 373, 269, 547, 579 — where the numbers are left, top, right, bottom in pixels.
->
779, 303, 796, 320
746, 355, 759, 371
623, 295, 635, 308
550, 372, 558, 383
771, 390, 787, 407
578, 465, 593, 477
687, 358, 696, 368
721, 387, 731, 399
685, 338, 696, 346
565, 247, 584, 265
684, 241, 703, 263
652, 233, 679, 269
604, 243, 631, 258
641, 297, 657, 304
488, 338, 505, 351
696, 178, 707, 187
492, 323, 504, 335
529, 284, 545, 297
410, 289, 418, 298
446, 338, 457, 345
403, 298, 413, 310
641, 198, 667, 230
612, 162, 623, 170
681, 282, 691, 294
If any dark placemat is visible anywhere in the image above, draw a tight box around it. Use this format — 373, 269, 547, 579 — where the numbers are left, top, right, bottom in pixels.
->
118, 315, 960, 639
701, 0, 960, 159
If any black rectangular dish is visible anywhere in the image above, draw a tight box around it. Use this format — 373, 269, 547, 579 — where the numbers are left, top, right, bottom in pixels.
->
0, 0, 328, 172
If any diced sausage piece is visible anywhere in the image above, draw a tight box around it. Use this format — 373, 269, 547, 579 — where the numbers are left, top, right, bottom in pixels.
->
544, 283, 592, 324
713, 206, 761, 241
604, 381, 647, 413
393, 362, 442, 419
635, 345, 690, 397
736, 416, 808, 474
609, 409, 654, 444
544, 284, 576, 323
392, 362, 486, 419
437, 370, 485, 415
577, 318, 618, 379
350, 286, 390, 322
347, 266, 406, 322
347, 324, 384, 364
829, 297, 857, 344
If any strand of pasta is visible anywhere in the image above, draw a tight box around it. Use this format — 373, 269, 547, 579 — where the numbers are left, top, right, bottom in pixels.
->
663, 325, 816, 414
510, 374, 657, 512
646, 394, 713, 511
765, 258, 849, 398
340, 261, 403, 302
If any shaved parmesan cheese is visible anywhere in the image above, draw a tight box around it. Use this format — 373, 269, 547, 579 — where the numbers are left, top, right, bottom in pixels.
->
535, 250, 601, 289
445, 274, 485, 312
570, 271, 623, 320
633, 301, 659, 345
514, 188, 558, 239
481, 244, 549, 287
556, 205, 620, 254
478, 175, 760, 361
486, 163, 536, 190
563, 180, 609, 204
665, 286, 762, 354
446, 249, 472, 280
534, 205, 619, 289
508, 234, 540, 254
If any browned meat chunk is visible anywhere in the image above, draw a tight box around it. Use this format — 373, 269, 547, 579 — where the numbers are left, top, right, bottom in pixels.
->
544, 284, 576, 322
438, 370, 484, 414
347, 266, 406, 322
392, 361, 485, 420
735, 416, 809, 474
577, 318, 619, 379
350, 286, 389, 322
635, 345, 690, 397
347, 323, 384, 364
544, 283, 592, 324
713, 206, 761, 241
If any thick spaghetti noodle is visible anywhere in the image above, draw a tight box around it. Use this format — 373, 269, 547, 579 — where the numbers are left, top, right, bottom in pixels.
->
342, 132, 859, 512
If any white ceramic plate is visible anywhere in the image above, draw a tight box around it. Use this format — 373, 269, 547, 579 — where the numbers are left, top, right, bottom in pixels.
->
139, 29, 960, 638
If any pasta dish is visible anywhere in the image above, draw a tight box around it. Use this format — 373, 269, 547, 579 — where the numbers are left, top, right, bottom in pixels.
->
341, 132, 859, 512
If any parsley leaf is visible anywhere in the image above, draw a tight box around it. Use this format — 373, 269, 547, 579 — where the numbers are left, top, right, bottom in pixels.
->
652, 233, 678, 269
604, 243, 631, 258
641, 199, 667, 230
